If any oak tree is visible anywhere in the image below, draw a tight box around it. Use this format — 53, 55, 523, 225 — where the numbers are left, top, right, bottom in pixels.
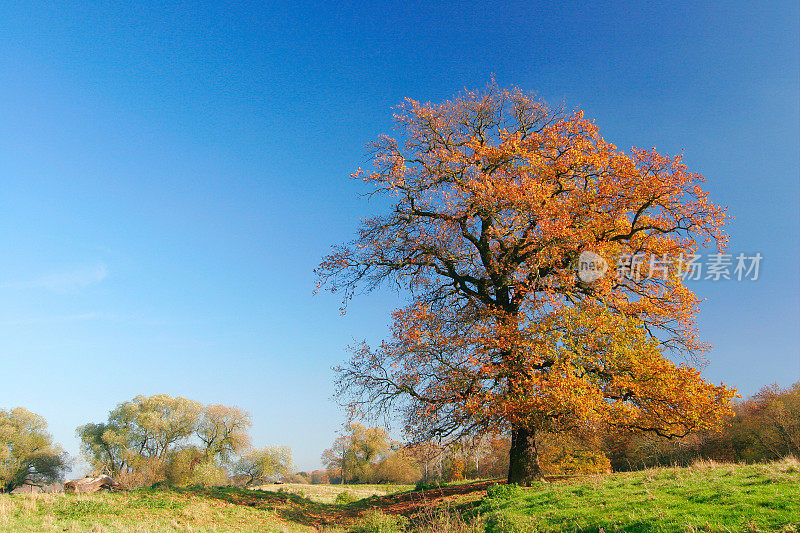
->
317, 85, 737, 484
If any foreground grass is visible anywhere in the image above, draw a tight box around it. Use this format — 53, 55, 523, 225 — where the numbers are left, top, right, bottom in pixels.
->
0, 459, 797, 532
0, 489, 316, 532
479, 458, 800, 532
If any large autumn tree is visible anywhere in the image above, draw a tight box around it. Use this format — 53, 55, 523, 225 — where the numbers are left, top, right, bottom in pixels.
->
317, 85, 737, 485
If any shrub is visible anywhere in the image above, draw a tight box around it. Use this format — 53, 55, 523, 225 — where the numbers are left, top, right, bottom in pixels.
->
542, 449, 612, 476
411, 503, 485, 533
114, 457, 167, 490
371, 451, 422, 484
413, 481, 442, 492
164, 447, 204, 486
283, 473, 311, 484
485, 483, 523, 500
233, 446, 293, 486
334, 490, 356, 505
189, 462, 229, 487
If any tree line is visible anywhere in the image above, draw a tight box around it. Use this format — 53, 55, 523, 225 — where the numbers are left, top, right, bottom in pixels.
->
1, 394, 291, 492
314, 382, 799, 485
2, 382, 796, 492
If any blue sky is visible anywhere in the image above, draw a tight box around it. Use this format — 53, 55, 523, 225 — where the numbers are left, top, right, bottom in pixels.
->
0, 1, 798, 471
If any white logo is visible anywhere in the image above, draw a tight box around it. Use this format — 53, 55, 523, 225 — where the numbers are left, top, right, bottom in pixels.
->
577, 250, 608, 283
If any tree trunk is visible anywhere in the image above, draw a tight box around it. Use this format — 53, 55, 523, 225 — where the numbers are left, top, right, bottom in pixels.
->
507, 426, 544, 486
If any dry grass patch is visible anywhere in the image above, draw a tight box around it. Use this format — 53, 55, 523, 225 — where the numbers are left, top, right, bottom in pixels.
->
252, 483, 412, 504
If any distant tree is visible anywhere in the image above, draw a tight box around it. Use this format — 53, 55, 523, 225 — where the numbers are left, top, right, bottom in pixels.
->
78, 394, 203, 481
405, 440, 445, 483
371, 448, 422, 484
727, 382, 800, 461
234, 446, 293, 486
0, 408, 68, 492
283, 472, 311, 484
321, 423, 393, 484
320, 433, 349, 484
196, 404, 251, 464
309, 469, 331, 484
482, 436, 512, 479
318, 84, 737, 484
449, 455, 466, 482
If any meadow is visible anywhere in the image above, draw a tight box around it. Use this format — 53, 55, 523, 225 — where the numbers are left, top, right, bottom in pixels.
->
0, 459, 797, 532
252, 483, 414, 504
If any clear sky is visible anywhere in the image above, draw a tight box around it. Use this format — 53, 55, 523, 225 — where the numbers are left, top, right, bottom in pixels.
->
0, 1, 798, 472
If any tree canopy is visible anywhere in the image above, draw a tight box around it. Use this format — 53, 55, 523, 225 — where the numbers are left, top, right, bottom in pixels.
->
77, 394, 256, 488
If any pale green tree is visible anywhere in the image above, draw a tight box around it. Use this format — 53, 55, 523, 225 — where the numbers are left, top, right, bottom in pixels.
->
78, 394, 203, 478
321, 423, 393, 483
0, 408, 67, 492
234, 446, 293, 486
196, 404, 251, 463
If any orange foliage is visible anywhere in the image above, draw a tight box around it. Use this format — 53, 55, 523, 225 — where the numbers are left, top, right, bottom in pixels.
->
318, 84, 736, 481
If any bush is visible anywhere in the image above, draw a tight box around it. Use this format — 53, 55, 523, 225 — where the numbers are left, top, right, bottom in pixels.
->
164, 447, 204, 486
604, 382, 800, 470
189, 462, 229, 487
542, 449, 612, 476
413, 481, 442, 492
371, 452, 422, 484
485, 483, 523, 500
334, 490, 356, 505
114, 457, 167, 490
283, 473, 311, 484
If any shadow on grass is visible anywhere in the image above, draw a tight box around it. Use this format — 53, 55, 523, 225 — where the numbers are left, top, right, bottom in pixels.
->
170, 485, 340, 526
173, 480, 497, 528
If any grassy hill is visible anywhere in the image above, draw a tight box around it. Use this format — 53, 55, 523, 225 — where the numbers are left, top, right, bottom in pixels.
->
0, 459, 797, 532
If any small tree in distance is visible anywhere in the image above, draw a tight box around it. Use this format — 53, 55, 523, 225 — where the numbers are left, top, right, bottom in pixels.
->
321, 423, 393, 484
234, 446, 293, 486
317, 84, 737, 485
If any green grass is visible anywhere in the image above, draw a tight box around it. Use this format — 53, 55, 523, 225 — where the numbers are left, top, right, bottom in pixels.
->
0, 459, 797, 532
478, 457, 800, 532
0, 488, 315, 532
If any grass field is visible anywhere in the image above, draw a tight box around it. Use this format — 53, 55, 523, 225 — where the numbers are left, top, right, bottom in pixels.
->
477, 458, 800, 533
0, 459, 797, 532
252, 483, 413, 504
